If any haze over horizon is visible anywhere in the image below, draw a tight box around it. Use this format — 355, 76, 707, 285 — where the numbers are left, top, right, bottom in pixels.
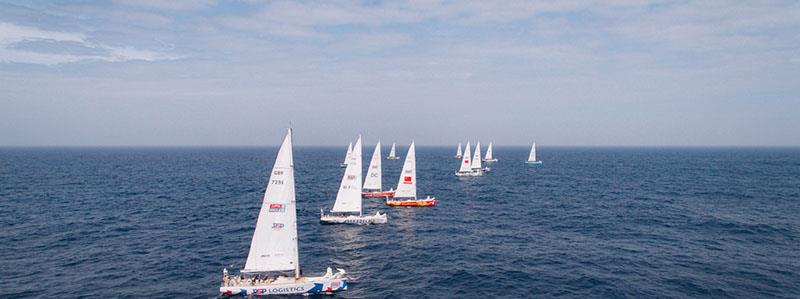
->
1, 1, 799, 147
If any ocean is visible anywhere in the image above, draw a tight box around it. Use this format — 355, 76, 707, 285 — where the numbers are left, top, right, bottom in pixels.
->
1, 146, 799, 298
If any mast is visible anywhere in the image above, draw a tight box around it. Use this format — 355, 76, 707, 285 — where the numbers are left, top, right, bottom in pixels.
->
243, 128, 299, 275
331, 136, 363, 214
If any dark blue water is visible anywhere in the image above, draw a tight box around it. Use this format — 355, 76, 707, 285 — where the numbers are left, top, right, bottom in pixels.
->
1, 146, 799, 298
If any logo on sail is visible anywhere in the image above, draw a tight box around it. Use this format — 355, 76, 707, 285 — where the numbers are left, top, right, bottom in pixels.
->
464, 160, 469, 164
403, 176, 412, 184
272, 223, 285, 230
269, 203, 285, 212
347, 175, 356, 180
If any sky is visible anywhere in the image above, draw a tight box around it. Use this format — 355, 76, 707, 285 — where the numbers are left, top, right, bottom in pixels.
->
1, 0, 799, 146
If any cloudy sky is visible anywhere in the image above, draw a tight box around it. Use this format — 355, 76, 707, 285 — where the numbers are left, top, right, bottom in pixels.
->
1, 0, 798, 146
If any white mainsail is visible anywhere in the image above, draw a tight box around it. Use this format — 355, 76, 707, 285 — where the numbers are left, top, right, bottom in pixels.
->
363, 141, 382, 191
331, 136, 363, 214
394, 141, 417, 199
485, 142, 494, 160
244, 129, 299, 276
388, 143, 397, 158
342, 142, 352, 165
456, 143, 462, 157
528, 143, 537, 162
471, 142, 482, 170
459, 141, 472, 172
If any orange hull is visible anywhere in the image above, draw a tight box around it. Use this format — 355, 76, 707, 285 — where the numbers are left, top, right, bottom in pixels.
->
386, 198, 436, 207
362, 190, 396, 198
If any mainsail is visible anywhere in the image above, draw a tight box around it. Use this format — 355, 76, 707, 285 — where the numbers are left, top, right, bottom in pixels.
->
363, 141, 382, 191
342, 142, 352, 165
459, 141, 472, 172
485, 142, 493, 160
331, 136, 363, 214
471, 142, 482, 170
394, 141, 417, 199
244, 129, 299, 276
388, 143, 397, 158
528, 143, 537, 162
456, 143, 462, 157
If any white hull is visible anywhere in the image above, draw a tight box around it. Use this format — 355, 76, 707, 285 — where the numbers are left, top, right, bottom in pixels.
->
454, 169, 483, 177
386, 156, 400, 160
482, 158, 498, 162
220, 274, 347, 296
320, 211, 388, 225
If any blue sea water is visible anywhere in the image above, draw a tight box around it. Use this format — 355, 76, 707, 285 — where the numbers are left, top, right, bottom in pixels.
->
1, 146, 799, 298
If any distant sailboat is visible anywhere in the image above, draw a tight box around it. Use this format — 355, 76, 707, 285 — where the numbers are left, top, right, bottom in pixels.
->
321, 136, 387, 224
362, 141, 395, 198
220, 128, 350, 296
386, 141, 436, 207
525, 142, 543, 165
454, 141, 482, 177
472, 142, 490, 173
386, 142, 400, 160
454, 143, 462, 159
340, 142, 352, 168
483, 142, 498, 162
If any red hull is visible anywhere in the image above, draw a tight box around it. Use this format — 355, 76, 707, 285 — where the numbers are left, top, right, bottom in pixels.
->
362, 190, 396, 198
386, 198, 436, 207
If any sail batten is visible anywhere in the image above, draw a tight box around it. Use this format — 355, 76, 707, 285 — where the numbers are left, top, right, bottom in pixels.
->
363, 141, 382, 191
244, 129, 299, 273
331, 136, 363, 213
394, 142, 417, 199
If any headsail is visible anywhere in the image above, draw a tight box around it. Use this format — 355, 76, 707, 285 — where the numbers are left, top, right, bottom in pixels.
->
459, 141, 472, 172
363, 141, 382, 191
471, 142, 482, 169
331, 136, 363, 213
394, 141, 417, 199
244, 129, 299, 276
528, 143, 537, 162
485, 142, 493, 160
388, 143, 397, 158
456, 143, 462, 157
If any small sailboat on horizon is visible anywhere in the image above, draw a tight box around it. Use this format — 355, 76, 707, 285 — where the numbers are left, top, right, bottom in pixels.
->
454, 141, 482, 177
321, 136, 388, 224
220, 128, 350, 296
525, 142, 543, 165
386, 142, 400, 160
386, 141, 436, 207
340, 142, 352, 168
454, 143, 462, 159
362, 141, 395, 198
483, 142, 498, 162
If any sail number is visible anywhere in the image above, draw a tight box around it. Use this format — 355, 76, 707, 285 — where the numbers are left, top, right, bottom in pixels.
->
271, 180, 284, 185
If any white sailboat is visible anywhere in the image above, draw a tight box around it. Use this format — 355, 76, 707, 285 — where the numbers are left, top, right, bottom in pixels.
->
525, 142, 543, 164
483, 142, 498, 162
386, 141, 436, 207
321, 135, 387, 224
386, 142, 400, 160
472, 142, 490, 173
340, 142, 352, 168
454, 141, 482, 177
362, 141, 395, 198
220, 128, 350, 296
454, 143, 462, 159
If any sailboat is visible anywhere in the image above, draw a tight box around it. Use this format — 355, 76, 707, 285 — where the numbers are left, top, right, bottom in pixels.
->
472, 142, 490, 173
454, 143, 462, 159
483, 142, 498, 162
362, 141, 395, 198
386, 141, 436, 207
321, 136, 388, 224
340, 142, 352, 168
220, 129, 350, 296
454, 141, 481, 177
386, 142, 400, 160
525, 142, 543, 164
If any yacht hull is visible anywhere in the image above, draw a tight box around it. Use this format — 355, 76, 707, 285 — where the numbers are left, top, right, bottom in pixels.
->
220, 276, 347, 296
386, 197, 436, 207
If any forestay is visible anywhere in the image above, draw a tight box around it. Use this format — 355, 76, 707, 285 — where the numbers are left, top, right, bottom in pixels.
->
459, 141, 472, 172
471, 142, 482, 169
332, 136, 363, 213
244, 129, 299, 274
363, 141, 382, 191
394, 141, 417, 199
